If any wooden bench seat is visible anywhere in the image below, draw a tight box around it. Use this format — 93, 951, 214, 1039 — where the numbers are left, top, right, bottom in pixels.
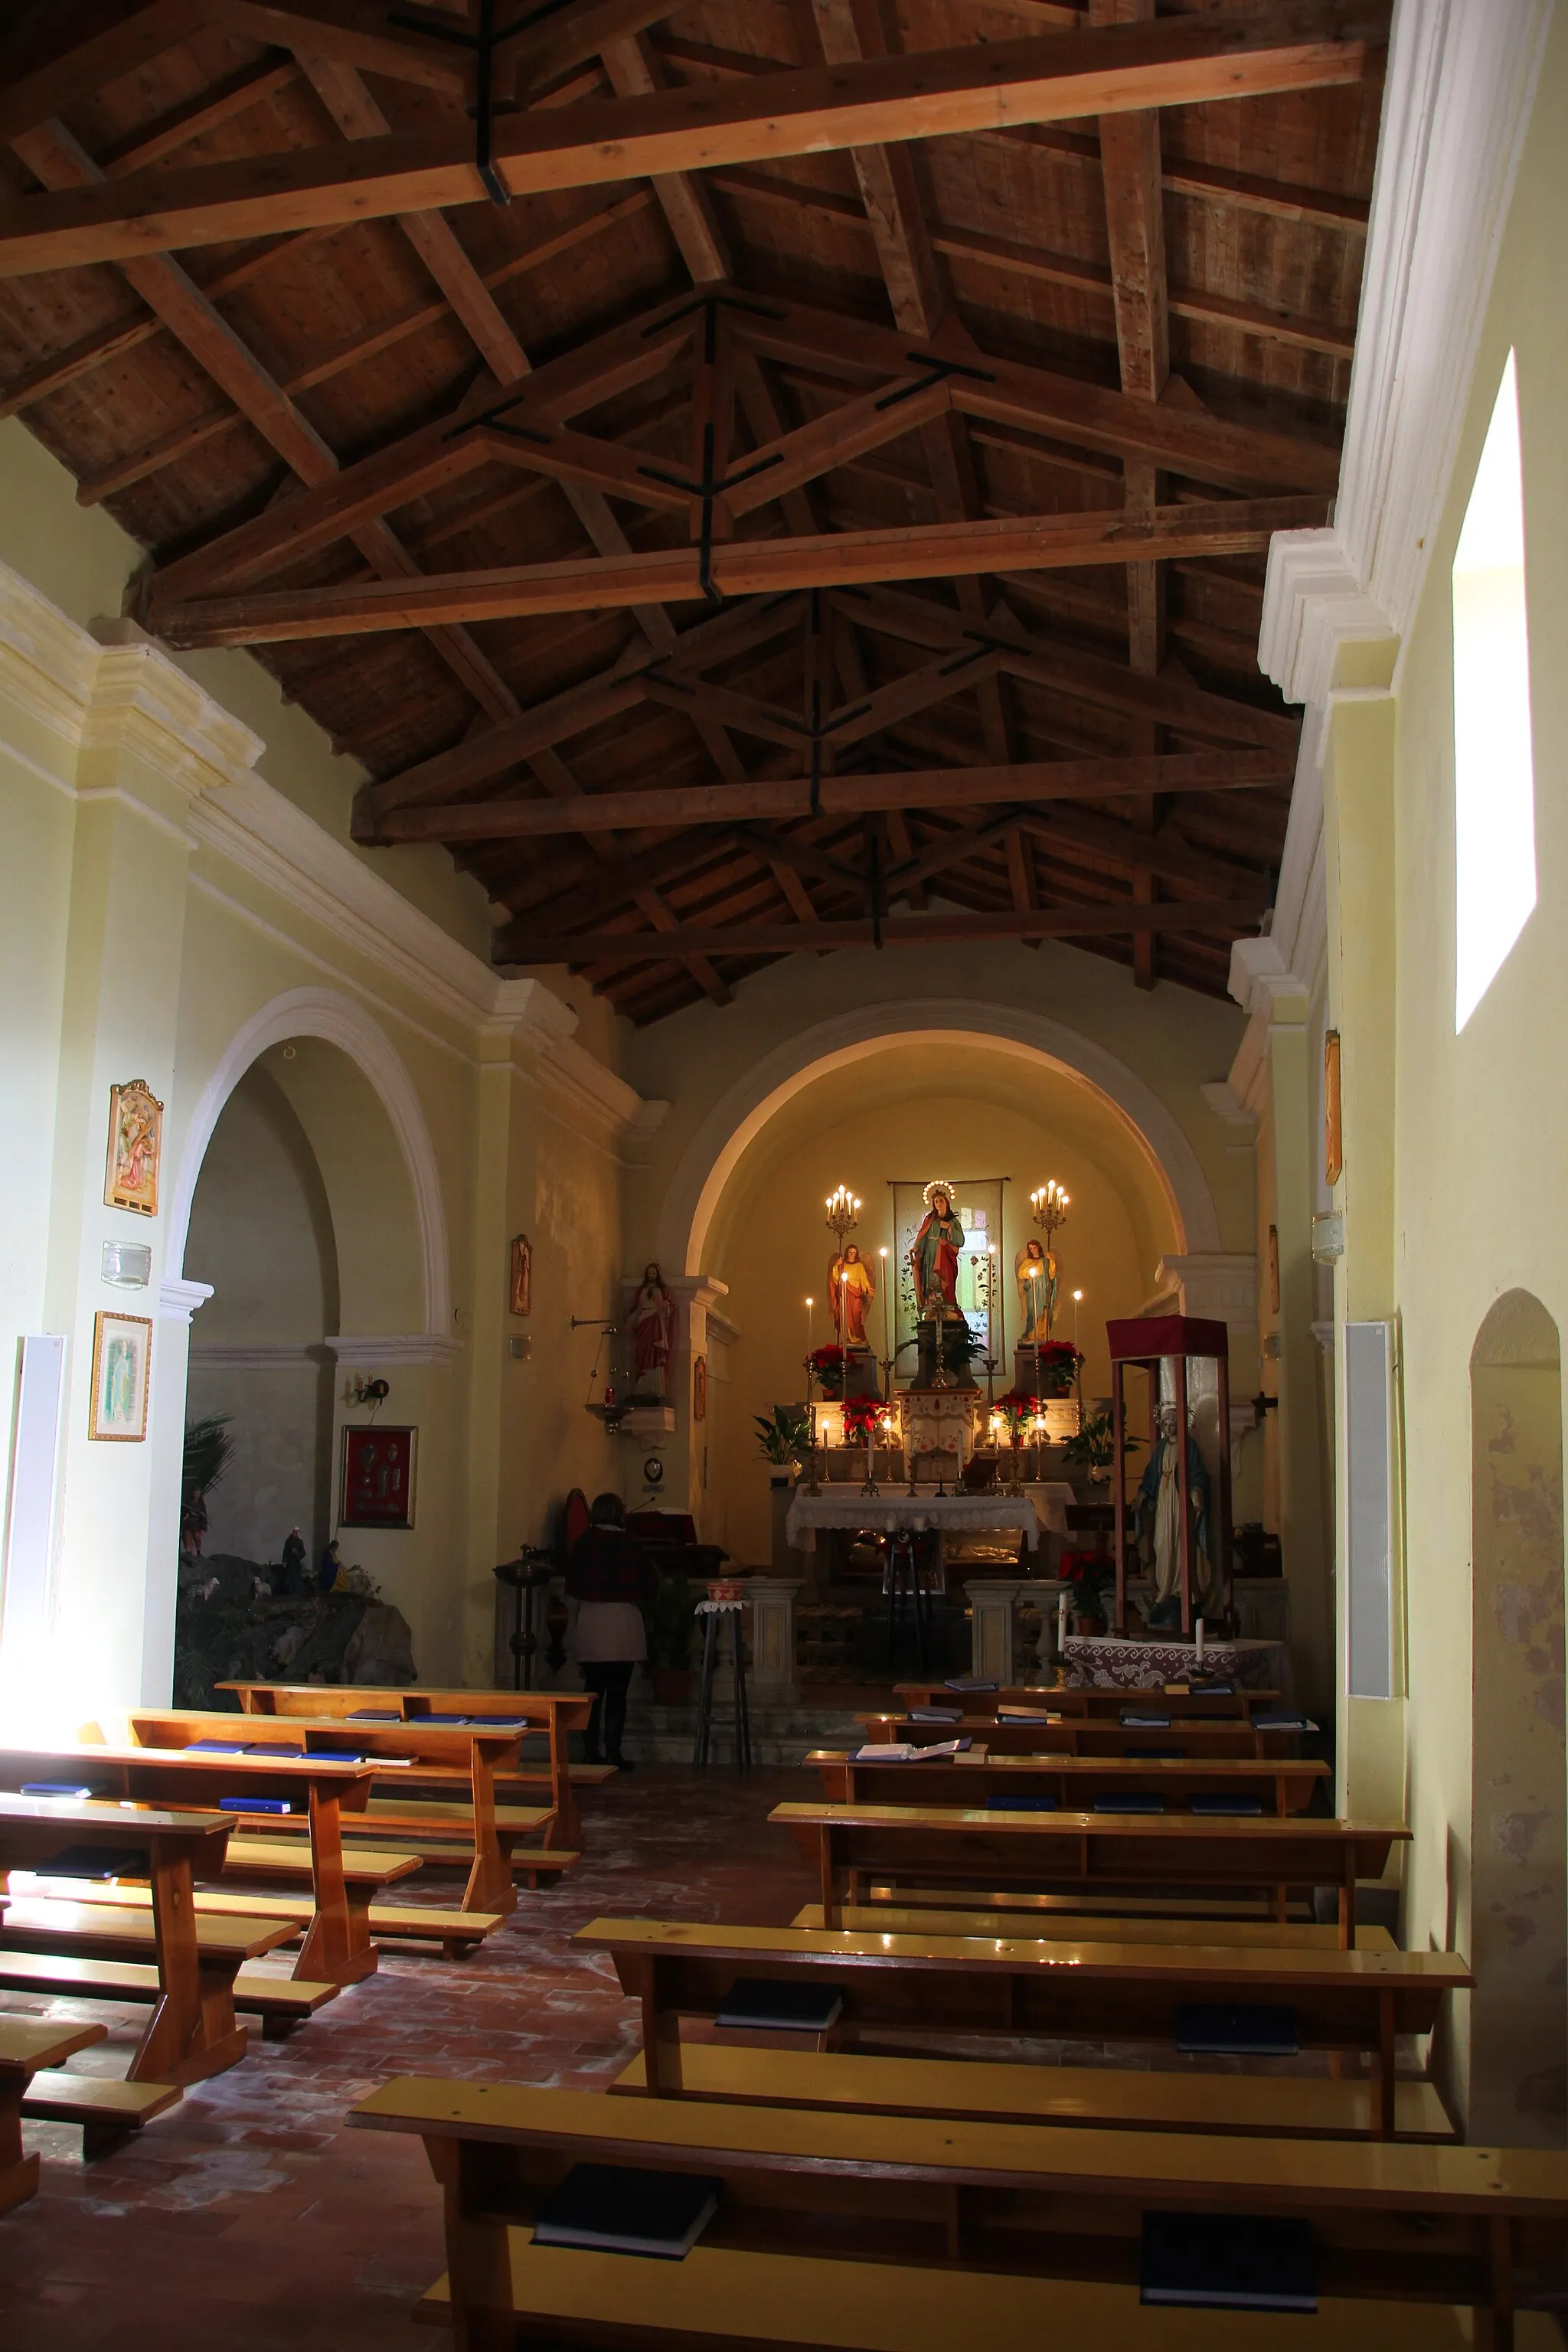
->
774, 1800, 1407, 1943
579, 1915, 1472, 2137
21, 2068, 182, 2159
405, 2239, 1554, 2349
351, 2076, 1566, 2348
897, 1682, 1286, 1722
0, 1947, 338, 2040
789, 1900, 1398, 1950
813, 1747, 1329, 1815
609, 2041, 1456, 2142
0, 2017, 106, 2214
35, 1872, 508, 1960
247, 1807, 573, 1890
860, 1713, 1305, 1759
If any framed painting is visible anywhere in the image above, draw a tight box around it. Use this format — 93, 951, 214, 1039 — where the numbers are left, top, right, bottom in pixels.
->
1324, 1030, 1343, 1185
104, 1080, 163, 1217
692, 1353, 707, 1423
340, 1424, 417, 1529
89, 1312, 152, 1441
509, 1233, 532, 1317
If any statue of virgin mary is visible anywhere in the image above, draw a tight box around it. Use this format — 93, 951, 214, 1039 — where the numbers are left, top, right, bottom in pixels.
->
910, 1183, 965, 1316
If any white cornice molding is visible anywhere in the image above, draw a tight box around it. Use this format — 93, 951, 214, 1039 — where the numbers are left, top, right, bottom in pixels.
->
325, 1332, 463, 1367
159, 1277, 214, 1325
1256, 0, 1550, 991
85, 622, 264, 796
190, 1339, 327, 1369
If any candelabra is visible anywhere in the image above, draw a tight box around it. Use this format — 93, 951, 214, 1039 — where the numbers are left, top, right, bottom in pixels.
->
1028, 1179, 1070, 1346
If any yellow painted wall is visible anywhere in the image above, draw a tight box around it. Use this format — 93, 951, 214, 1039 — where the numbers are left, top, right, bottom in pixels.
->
1325, 5, 1568, 2112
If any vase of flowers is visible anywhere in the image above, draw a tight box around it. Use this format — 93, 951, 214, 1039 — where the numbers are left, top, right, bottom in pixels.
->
1035, 1341, 1083, 1398
808, 1343, 848, 1400
841, 1395, 881, 1444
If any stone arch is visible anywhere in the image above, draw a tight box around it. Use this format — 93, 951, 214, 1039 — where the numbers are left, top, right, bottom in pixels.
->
168, 986, 450, 1336
1467, 1287, 1565, 2143
656, 999, 1220, 1276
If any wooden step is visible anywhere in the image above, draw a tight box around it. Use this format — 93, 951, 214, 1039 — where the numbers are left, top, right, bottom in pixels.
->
224, 1837, 420, 1886
791, 1903, 1399, 1951
0, 1948, 338, 2032
21, 2067, 181, 2158
610, 2043, 1455, 2142
408, 2240, 1553, 2347
0, 2017, 104, 2071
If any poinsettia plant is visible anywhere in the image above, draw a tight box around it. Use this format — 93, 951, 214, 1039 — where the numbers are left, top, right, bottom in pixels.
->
994, 1387, 1042, 1438
808, 1343, 848, 1397
1034, 1339, 1083, 1397
1059, 1547, 1116, 1608
841, 1394, 884, 1441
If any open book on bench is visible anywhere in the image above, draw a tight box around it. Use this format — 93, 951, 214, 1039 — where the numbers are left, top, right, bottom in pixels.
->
533, 2163, 720, 2259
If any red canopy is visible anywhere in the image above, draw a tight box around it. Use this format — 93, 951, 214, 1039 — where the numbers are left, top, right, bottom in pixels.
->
1106, 1314, 1229, 1364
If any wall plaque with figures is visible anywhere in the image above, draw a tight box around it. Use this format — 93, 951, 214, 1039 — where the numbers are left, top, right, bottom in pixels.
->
340, 1424, 417, 1528
104, 1079, 163, 1216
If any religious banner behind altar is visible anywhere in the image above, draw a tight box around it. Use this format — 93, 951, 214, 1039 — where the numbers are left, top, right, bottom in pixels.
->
890, 1178, 1005, 1372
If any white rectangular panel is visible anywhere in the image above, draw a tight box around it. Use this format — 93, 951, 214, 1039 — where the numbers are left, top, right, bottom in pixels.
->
1345, 1319, 1394, 1700
2, 1334, 67, 1666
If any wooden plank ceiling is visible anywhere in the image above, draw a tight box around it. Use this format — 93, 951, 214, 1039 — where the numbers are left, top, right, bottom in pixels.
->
0, 0, 1388, 1021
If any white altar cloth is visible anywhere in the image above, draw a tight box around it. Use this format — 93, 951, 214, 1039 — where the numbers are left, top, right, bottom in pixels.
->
785, 1483, 1075, 1553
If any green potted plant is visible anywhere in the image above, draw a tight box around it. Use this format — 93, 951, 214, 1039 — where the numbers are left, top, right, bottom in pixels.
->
1062, 1410, 1142, 1485
646, 1568, 694, 1705
755, 1404, 811, 1487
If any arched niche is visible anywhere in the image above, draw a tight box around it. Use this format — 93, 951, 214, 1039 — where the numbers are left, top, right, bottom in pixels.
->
657, 1000, 1220, 1278
685, 1032, 1190, 1570
168, 985, 449, 1335
1468, 1287, 1566, 2144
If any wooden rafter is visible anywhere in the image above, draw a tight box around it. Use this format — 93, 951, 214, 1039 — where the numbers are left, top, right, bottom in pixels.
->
371, 748, 1293, 841
0, 6, 1391, 276
145, 494, 1326, 642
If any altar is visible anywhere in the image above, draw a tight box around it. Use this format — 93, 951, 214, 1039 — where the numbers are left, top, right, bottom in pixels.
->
784, 1483, 1075, 1555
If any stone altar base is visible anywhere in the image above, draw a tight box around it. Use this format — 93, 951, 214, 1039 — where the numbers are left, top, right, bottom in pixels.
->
1060, 1633, 1294, 1700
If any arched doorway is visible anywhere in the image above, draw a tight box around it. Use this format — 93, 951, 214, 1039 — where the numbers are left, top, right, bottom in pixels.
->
1468, 1288, 1566, 2144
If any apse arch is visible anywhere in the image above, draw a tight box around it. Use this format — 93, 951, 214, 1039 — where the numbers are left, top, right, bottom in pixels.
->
658, 1001, 1220, 1276
168, 985, 451, 1336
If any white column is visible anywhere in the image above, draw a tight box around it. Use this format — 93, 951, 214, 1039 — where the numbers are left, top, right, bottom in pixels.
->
746, 1575, 802, 1698
966, 1579, 1020, 1683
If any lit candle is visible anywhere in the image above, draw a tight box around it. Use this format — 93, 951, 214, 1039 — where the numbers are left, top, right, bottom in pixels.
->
1057, 1591, 1068, 1655
805, 1296, 814, 1395
879, 1244, 890, 1370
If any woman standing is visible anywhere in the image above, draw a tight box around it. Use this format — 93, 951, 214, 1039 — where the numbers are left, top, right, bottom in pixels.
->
564, 1492, 655, 1769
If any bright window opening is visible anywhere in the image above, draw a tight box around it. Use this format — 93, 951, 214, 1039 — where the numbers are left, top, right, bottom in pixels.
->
1454, 350, 1535, 1032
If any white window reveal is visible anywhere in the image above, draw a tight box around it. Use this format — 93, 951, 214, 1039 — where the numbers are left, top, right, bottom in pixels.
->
1453, 349, 1536, 1032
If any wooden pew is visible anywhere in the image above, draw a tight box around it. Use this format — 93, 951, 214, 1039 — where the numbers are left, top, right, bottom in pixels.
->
0, 2018, 106, 2214
19, 2065, 181, 2161
115, 1707, 550, 1914
773, 1800, 1407, 1945
0, 1944, 336, 2043
577, 1916, 1468, 2138
609, 2042, 1455, 2145
897, 1681, 1288, 1722
812, 1746, 1329, 1815
0, 1790, 289, 2084
11, 1739, 394, 1985
859, 1711, 1304, 1759
348, 2076, 1563, 2348
218, 1680, 598, 1846
789, 1902, 1396, 1949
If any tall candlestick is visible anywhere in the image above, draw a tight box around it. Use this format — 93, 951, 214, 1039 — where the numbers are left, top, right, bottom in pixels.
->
879, 1245, 890, 1371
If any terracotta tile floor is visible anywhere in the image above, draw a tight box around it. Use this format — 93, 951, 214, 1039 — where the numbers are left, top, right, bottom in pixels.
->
0, 1769, 818, 2350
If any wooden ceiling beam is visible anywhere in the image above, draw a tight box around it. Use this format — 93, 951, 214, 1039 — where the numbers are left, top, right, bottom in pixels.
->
662, 34, 1371, 233
602, 34, 731, 283
0, 1, 207, 145
369, 746, 1292, 841
98, 56, 300, 177
734, 297, 1343, 492
147, 492, 1326, 642
0, 6, 1391, 277
495, 897, 1266, 963
809, 0, 945, 339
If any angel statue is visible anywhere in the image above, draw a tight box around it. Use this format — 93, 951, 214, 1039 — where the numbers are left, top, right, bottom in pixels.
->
829, 1242, 876, 1349
1015, 1236, 1058, 1346
910, 1184, 965, 1317
627, 1262, 675, 1399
